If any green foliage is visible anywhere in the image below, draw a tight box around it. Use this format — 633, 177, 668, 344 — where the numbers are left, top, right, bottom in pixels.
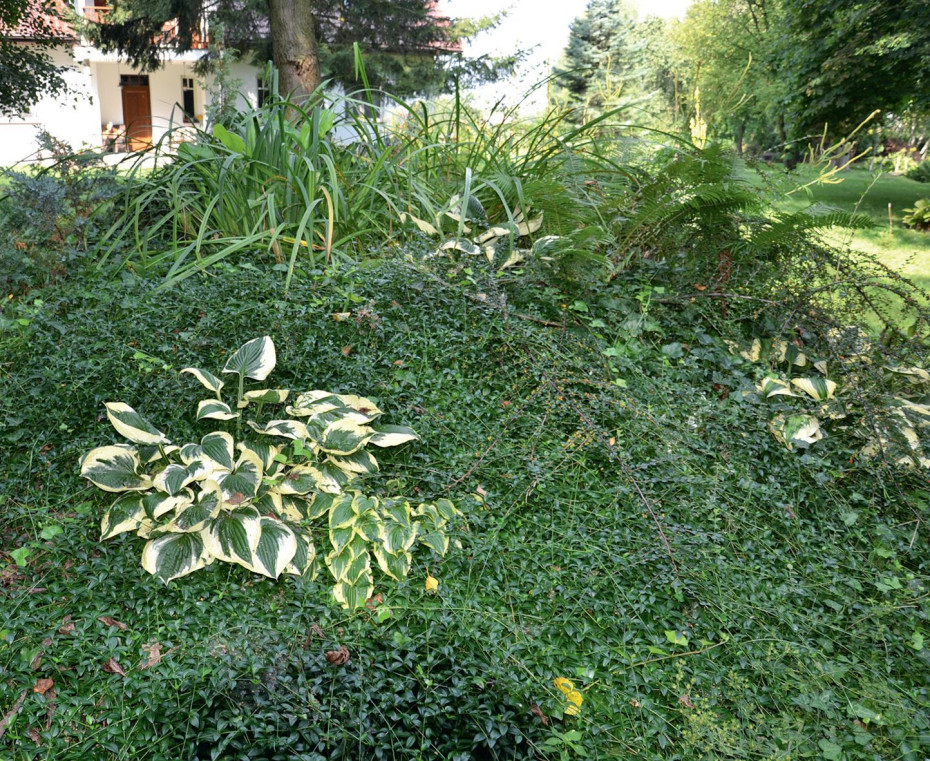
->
79, 336, 455, 608
902, 198, 930, 230
904, 161, 930, 183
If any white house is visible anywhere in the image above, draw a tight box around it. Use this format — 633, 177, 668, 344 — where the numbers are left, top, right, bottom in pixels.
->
0, 0, 264, 166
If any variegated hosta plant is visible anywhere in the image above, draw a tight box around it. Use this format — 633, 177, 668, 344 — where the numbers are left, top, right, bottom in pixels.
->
79, 336, 459, 609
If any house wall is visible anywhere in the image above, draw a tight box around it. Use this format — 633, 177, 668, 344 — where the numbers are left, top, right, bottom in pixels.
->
0, 47, 100, 166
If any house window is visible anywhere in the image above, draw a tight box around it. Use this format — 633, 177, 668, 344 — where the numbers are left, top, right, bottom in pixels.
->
119, 74, 149, 87
181, 77, 196, 122
257, 77, 271, 108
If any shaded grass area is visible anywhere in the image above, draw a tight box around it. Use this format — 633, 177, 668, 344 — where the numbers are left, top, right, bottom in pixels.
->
1, 261, 928, 759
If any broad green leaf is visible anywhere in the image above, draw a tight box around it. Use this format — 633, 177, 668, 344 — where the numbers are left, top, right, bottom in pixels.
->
278, 494, 309, 521
141, 532, 212, 582
80, 445, 152, 493
373, 545, 412, 581
204, 508, 260, 566
774, 340, 807, 367
329, 525, 355, 555
239, 440, 280, 470
101, 494, 147, 539
319, 420, 373, 456
418, 530, 450, 556
791, 377, 837, 400
369, 424, 419, 448
382, 520, 418, 554
327, 449, 379, 475
223, 336, 276, 381
253, 518, 298, 578
758, 376, 796, 398
247, 419, 310, 441
142, 490, 192, 520
333, 570, 373, 610
318, 461, 352, 491
218, 451, 263, 503
275, 463, 330, 495
166, 498, 221, 533
433, 499, 458, 521
329, 494, 356, 530
307, 491, 338, 520
213, 123, 247, 153
153, 463, 197, 496
242, 388, 290, 404
380, 498, 414, 529
105, 402, 169, 445
196, 399, 237, 421
285, 530, 316, 576
354, 509, 383, 542
201, 432, 235, 470
180, 367, 224, 395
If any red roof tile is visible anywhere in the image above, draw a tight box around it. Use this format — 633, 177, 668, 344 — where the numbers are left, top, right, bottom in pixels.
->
2, 0, 75, 41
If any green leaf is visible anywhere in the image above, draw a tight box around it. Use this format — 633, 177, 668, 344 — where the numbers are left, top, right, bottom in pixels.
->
319, 420, 373, 456
818, 739, 842, 760
153, 463, 198, 496
368, 424, 419, 448
166, 496, 221, 533
329, 494, 356, 530
101, 495, 147, 538
196, 399, 238, 421
80, 445, 152, 493
141, 532, 212, 582
254, 518, 298, 579
141, 491, 192, 521
201, 432, 235, 470
217, 451, 263, 503
791, 377, 837, 400
204, 508, 260, 566
10, 547, 31, 567
242, 388, 290, 404
104, 402, 169, 445
180, 367, 224, 395
665, 630, 689, 647
327, 449, 379, 475
758, 376, 797, 398
333, 569, 373, 610
382, 520, 418, 554
223, 336, 276, 381
39, 525, 63, 540
212, 123, 247, 153
418, 530, 449, 556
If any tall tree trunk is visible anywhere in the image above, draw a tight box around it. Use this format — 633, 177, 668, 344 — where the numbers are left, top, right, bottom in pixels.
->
734, 121, 745, 157
267, 0, 321, 103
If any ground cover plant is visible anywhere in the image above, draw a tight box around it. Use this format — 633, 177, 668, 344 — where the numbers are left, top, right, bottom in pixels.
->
2, 94, 930, 760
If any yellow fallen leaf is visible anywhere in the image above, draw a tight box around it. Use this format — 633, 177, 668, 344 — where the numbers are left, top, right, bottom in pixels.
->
425, 574, 439, 593
554, 677, 574, 694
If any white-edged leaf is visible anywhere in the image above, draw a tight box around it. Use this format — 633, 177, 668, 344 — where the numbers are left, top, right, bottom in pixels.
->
334, 394, 383, 422
80, 445, 152, 493
373, 545, 411, 581
180, 367, 224, 395
253, 518, 298, 578
201, 431, 235, 470
153, 463, 198, 496
319, 420, 373, 456
418, 530, 450, 555
758, 376, 797, 398
238, 440, 280, 470
791, 377, 837, 400
242, 388, 290, 404
196, 399, 238, 421
285, 530, 317, 577
247, 419, 310, 441
204, 507, 260, 566
886, 365, 930, 383
141, 532, 212, 582
142, 490, 192, 520
217, 450, 263, 503
770, 413, 823, 450
105, 402, 169, 445
739, 339, 762, 363
101, 494, 147, 540
223, 336, 276, 381
327, 449, 379, 475
274, 463, 330, 495
399, 212, 440, 236
332, 569, 373, 610
439, 239, 482, 256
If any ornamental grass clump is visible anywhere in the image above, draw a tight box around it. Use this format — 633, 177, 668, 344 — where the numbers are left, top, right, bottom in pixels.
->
79, 336, 457, 609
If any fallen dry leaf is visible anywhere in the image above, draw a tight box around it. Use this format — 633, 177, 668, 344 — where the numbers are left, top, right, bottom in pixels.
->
57, 616, 74, 635
33, 679, 54, 695
0, 688, 28, 739
27, 727, 40, 743
140, 641, 162, 670
98, 616, 128, 631
678, 693, 694, 709
325, 645, 350, 666
340, 345, 352, 356
102, 658, 126, 677
530, 703, 549, 726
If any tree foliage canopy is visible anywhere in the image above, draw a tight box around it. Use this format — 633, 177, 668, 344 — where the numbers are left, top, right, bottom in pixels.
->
0, 0, 71, 117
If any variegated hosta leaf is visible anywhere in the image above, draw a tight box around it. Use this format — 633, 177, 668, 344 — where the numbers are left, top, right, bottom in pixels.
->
326, 539, 365, 581
381, 518, 418, 554
476, 225, 516, 245
893, 397, 930, 424
223, 336, 276, 381
333, 568, 373, 610
242, 389, 290, 405
197, 399, 238, 421
307, 491, 338, 520
739, 339, 763, 363
342, 547, 372, 585
369, 425, 419, 448
247, 418, 310, 441
101, 493, 147, 539
201, 431, 235, 470
886, 365, 930, 383
80, 445, 152, 493
275, 463, 332, 495
418, 530, 450, 556
791, 377, 837, 401
334, 394, 383, 423
498, 249, 526, 270
439, 238, 482, 257
319, 461, 353, 490
180, 367, 224, 395
772, 340, 807, 368
142, 490, 193, 520
138, 444, 173, 466
354, 507, 383, 542
239, 440, 280, 471
253, 518, 298, 578
399, 211, 440, 237
770, 413, 823, 450
217, 450, 263, 503
204, 507, 261, 567
164, 497, 222, 534
319, 420, 374, 456
813, 359, 828, 376
757, 376, 796, 398
512, 209, 544, 237
373, 545, 412, 581
285, 530, 317, 577
288, 390, 340, 416
327, 449, 379, 475
277, 494, 309, 521
153, 463, 199, 496
104, 402, 169, 445
415, 499, 458, 529
329, 493, 356, 530
141, 532, 213, 582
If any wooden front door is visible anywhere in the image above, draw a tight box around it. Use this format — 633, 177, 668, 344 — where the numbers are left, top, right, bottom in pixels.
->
120, 75, 152, 151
